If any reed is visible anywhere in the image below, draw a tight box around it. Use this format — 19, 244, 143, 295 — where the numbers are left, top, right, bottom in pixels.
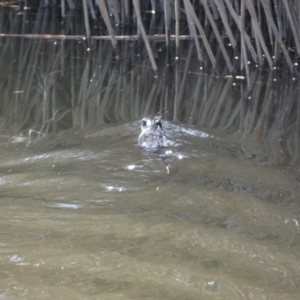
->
183, 0, 217, 72
95, 0, 118, 51
67, 0, 75, 9
244, 0, 273, 68
61, 0, 66, 17
282, 0, 300, 55
114, 0, 122, 25
214, 0, 237, 48
88, 0, 97, 20
251, 17, 263, 66
164, 0, 170, 46
273, 0, 284, 59
208, 77, 232, 127
240, 0, 250, 87
259, 0, 293, 71
2, 0, 300, 73
183, 0, 203, 63
82, 0, 91, 37
1, 32, 299, 162
173, 60, 179, 122
200, 0, 234, 72
121, 0, 129, 25
132, 0, 158, 72
178, 42, 194, 110
223, 0, 258, 64
174, 0, 180, 50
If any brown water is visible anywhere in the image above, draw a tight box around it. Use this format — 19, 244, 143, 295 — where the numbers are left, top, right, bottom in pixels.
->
1, 8, 300, 297
0, 120, 299, 299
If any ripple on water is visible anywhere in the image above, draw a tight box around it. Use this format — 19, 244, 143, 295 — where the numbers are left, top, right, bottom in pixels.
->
0, 123, 300, 299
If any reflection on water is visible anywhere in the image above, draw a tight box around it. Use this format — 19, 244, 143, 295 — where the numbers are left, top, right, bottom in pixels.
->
0, 121, 300, 299
1, 14, 300, 300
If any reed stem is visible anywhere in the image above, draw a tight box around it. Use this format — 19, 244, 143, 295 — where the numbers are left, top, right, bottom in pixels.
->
282, 0, 300, 55
201, 0, 234, 72
223, 0, 258, 64
164, 0, 170, 46
95, 0, 118, 50
183, 0, 203, 63
183, 0, 218, 72
82, 0, 90, 37
240, 0, 250, 87
214, 0, 237, 48
259, 0, 294, 71
132, 0, 158, 72
61, 0, 66, 18
175, 0, 180, 50
244, 0, 273, 68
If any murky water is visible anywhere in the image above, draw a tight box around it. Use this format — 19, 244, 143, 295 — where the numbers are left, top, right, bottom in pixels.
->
1, 5, 300, 298
0, 120, 300, 299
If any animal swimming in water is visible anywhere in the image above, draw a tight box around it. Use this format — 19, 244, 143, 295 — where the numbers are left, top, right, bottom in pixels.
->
138, 116, 168, 150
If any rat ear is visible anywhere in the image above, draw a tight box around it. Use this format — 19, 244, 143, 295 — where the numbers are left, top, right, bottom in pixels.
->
155, 118, 162, 129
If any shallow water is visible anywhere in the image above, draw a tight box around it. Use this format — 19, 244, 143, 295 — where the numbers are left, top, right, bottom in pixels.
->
0, 121, 300, 299
1, 5, 300, 297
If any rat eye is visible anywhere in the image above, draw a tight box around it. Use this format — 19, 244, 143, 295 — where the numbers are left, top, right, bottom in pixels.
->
142, 120, 146, 126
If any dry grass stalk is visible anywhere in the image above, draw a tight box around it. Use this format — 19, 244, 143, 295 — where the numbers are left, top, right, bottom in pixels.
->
82, 0, 91, 37
95, 0, 118, 49
244, 0, 273, 68
282, 0, 300, 55
175, 0, 180, 49
132, 0, 158, 72
240, 0, 250, 87
214, 0, 237, 48
200, 0, 234, 72
61, 0, 66, 17
183, 0, 203, 63
259, 0, 294, 71
223, 0, 258, 64
183, 0, 217, 71
164, 0, 170, 46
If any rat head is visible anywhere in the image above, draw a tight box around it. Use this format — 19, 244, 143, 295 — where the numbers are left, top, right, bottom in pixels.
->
138, 115, 168, 149
141, 116, 163, 132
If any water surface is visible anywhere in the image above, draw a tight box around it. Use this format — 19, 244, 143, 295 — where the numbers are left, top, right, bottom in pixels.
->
0, 120, 300, 299
1, 9, 300, 298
